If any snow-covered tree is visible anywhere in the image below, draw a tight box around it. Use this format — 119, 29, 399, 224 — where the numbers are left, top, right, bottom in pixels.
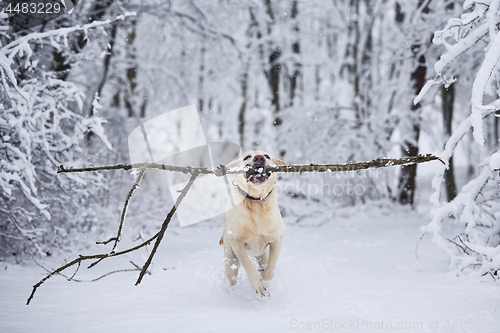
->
417, 0, 500, 278
0, 7, 133, 259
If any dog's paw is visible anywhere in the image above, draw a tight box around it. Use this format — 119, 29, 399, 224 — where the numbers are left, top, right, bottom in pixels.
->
249, 275, 269, 297
261, 269, 274, 281
214, 164, 227, 177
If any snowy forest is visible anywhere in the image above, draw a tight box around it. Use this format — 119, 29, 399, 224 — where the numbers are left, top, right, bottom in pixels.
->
1, 0, 500, 331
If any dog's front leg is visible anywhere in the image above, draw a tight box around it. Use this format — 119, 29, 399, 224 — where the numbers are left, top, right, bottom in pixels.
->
261, 237, 282, 282
224, 243, 240, 285
231, 242, 268, 296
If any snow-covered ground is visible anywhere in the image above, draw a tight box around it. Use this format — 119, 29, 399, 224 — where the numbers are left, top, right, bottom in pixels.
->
1, 200, 499, 333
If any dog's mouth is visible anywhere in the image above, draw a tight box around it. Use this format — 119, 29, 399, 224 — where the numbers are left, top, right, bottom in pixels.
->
246, 164, 271, 184
247, 172, 271, 184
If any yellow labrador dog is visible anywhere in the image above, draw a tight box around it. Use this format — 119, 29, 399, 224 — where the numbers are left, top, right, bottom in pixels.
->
218, 150, 288, 296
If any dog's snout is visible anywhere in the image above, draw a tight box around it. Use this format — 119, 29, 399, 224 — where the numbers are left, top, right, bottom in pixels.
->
253, 155, 266, 164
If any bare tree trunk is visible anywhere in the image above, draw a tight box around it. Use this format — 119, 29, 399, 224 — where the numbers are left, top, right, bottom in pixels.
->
110, 18, 147, 119
396, 0, 429, 205
268, 47, 281, 115
397, 53, 424, 205
262, 0, 281, 118
238, 6, 262, 149
289, 0, 301, 108
442, 84, 457, 201
338, 0, 374, 125
125, 19, 138, 118
239, 63, 249, 149
89, 23, 118, 117
495, 115, 499, 146
197, 43, 206, 113
341, 0, 360, 118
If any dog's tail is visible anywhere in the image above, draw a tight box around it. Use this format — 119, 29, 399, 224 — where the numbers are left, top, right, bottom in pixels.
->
219, 236, 224, 246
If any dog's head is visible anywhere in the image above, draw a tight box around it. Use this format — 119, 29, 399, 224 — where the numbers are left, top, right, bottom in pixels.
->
227, 150, 288, 197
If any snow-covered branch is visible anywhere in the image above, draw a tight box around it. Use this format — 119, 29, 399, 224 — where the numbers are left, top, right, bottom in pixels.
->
2, 12, 135, 56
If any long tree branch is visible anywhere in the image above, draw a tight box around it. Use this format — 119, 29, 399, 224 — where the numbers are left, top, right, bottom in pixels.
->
58, 153, 443, 176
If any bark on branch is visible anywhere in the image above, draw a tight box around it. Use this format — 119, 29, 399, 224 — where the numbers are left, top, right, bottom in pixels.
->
58, 153, 443, 177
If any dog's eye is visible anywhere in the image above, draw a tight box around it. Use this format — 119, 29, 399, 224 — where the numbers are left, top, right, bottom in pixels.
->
243, 155, 251, 161
264, 154, 270, 159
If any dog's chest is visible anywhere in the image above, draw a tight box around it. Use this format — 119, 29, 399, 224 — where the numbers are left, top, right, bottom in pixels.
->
244, 237, 269, 256
230, 203, 283, 239
242, 213, 281, 254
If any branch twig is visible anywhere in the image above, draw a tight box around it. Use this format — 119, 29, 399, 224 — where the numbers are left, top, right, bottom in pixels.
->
31, 255, 146, 282
92, 167, 147, 268
26, 172, 197, 305
135, 172, 199, 285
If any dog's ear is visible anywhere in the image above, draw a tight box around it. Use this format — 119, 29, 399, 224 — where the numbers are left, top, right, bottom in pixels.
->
226, 155, 242, 168
271, 156, 289, 166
